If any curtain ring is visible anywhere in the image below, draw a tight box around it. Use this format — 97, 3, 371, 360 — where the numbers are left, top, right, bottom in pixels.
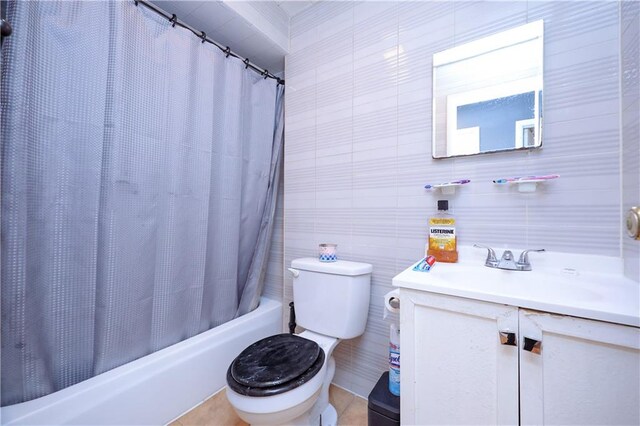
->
134, 0, 139, 5
169, 14, 177, 27
200, 31, 207, 43
262, 69, 269, 79
224, 46, 231, 58
244, 58, 250, 69
0, 18, 12, 38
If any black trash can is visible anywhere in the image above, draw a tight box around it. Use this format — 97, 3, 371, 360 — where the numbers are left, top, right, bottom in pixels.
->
368, 371, 400, 426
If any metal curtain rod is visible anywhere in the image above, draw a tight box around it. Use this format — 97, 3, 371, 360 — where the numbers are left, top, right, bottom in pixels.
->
134, 0, 284, 85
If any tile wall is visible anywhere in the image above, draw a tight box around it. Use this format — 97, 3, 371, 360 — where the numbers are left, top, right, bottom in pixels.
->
622, 1, 640, 282
284, 1, 630, 396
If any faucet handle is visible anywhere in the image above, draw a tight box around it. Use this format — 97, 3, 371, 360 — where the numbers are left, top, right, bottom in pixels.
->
517, 249, 545, 265
474, 244, 499, 267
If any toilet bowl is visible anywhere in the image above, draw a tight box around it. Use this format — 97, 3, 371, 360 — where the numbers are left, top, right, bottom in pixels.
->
226, 258, 372, 426
226, 331, 339, 425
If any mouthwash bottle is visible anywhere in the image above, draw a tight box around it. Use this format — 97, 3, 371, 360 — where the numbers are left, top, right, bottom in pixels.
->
427, 200, 458, 263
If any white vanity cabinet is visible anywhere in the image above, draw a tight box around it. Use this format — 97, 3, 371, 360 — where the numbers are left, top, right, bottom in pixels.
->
400, 290, 519, 425
519, 309, 640, 425
400, 288, 640, 426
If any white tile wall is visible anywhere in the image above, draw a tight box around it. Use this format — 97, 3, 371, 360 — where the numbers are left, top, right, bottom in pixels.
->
284, 0, 631, 397
621, 1, 640, 282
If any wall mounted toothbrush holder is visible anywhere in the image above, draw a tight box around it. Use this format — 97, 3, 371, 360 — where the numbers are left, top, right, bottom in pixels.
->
424, 179, 471, 195
493, 174, 559, 193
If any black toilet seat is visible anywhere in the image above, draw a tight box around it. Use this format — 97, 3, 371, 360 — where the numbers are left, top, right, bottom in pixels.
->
226, 334, 325, 397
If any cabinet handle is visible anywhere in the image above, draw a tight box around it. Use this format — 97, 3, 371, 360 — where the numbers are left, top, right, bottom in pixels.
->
499, 331, 517, 346
523, 337, 542, 354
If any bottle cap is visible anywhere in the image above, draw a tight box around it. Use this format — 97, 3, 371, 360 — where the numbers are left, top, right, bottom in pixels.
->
438, 200, 449, 211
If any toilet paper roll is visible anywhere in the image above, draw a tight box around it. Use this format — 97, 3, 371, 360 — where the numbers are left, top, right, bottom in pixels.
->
384, 289, 401, 319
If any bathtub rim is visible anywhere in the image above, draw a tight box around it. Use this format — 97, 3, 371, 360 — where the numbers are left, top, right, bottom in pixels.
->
1, 296, 282, 425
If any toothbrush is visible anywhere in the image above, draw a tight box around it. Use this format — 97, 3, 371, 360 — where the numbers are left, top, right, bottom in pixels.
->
424, 179, 471, 189
493, 178, 518, 184
493, 174, 559, 184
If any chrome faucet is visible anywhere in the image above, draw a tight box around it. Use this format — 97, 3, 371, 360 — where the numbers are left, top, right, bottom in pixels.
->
474, 245, 545, 271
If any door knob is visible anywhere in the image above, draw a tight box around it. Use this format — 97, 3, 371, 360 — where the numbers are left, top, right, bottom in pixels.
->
499, 331, 517, 346
523, 337, 542, 354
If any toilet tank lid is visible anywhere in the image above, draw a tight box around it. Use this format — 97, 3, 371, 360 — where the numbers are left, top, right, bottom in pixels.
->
291, 258, 373, 276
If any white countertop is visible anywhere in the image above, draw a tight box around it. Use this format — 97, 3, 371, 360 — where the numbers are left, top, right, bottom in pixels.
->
392, 247, 640, 328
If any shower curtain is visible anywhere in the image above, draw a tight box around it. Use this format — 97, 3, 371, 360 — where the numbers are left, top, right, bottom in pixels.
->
0, 0, 284, 406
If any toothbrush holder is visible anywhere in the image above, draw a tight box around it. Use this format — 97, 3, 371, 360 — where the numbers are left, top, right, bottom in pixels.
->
319, 243, 337, 262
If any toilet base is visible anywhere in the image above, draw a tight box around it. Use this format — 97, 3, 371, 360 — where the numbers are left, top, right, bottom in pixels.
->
227, 334, 341, 426
320, 403, 338, 426
286, 402, 336, 426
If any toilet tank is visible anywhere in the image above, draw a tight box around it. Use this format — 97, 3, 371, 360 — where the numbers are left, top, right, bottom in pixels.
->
290, 258, 372, 339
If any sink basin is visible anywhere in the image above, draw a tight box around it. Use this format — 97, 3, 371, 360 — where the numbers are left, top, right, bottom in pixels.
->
393, 246, 639, 327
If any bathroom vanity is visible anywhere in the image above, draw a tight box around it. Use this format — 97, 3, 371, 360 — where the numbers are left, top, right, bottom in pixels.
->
392, 247, 640, 425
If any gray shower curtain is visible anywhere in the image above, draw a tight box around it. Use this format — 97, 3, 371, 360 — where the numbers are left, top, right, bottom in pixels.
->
1, 0, 284, 406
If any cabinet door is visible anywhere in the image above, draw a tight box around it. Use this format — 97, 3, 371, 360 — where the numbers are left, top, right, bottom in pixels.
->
400, 289, 519, 425
520, 309, 640, 425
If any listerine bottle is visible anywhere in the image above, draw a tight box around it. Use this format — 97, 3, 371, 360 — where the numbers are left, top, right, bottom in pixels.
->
427, 200, 458, 263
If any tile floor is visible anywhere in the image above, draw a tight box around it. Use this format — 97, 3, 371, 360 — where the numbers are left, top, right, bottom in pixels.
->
169, 385, 368, 426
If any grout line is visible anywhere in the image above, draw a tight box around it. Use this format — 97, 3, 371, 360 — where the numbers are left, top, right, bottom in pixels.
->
395, 0, 400, 272
350, 2, 355, 258
617, 0, 624, 260
348, 4, 355, 387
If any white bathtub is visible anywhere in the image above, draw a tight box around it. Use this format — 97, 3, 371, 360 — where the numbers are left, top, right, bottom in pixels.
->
0, 297, 282, 425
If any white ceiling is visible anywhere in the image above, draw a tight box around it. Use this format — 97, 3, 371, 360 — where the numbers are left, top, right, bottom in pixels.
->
275, 1, 318, 17
152, 1, 289, 74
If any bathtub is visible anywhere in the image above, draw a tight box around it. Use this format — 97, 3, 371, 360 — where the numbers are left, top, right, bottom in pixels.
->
0, 297, 282, 425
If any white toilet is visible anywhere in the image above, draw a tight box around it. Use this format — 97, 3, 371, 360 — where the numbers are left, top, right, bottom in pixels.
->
226, 257, 372, 426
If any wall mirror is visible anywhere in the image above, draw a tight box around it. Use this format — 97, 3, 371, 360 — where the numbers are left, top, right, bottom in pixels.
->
432, 20, 544, 158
